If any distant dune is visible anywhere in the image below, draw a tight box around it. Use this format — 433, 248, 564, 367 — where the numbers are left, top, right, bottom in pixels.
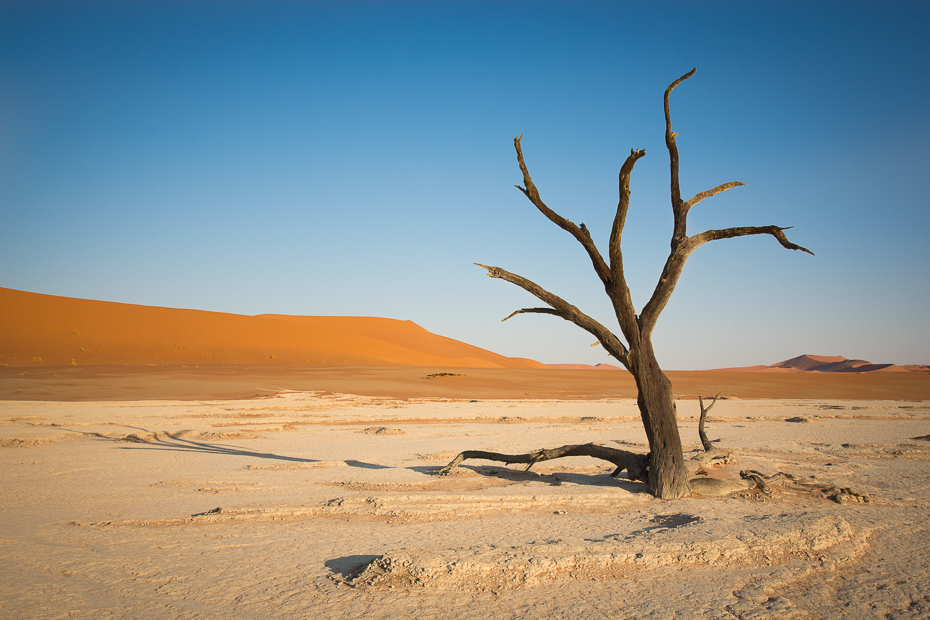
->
712, 354, 929, 374
0, 288, 545, 369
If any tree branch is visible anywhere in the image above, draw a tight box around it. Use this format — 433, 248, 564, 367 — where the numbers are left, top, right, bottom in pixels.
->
476, 263, 629, 364
665, 68, 696, 249
439, 443, 649, 482
638, 69, 814, 340
607, 148, 647, 348
639, 225, 812, 337
691, 225, 815, 255
683, 181, 745, 212
698, 392, 721, 452
501, 307, 563, 322
513, 135, 612, 287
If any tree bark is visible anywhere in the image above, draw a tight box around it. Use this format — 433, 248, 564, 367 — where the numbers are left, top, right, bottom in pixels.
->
629, 341, 691, 499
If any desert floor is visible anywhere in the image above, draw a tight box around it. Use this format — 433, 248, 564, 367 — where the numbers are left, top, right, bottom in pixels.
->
2, 371, 930, 619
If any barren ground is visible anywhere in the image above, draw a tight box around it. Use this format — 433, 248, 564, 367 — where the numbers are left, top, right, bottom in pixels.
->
2, 381, 929, 619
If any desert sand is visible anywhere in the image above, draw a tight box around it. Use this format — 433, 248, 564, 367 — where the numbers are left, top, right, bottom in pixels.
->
3, 288, 930, 618
2, 387, 929, 619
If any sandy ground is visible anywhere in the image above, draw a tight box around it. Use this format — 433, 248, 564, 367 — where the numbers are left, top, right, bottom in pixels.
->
4, 365, 929, 402
2, 389, 930, 619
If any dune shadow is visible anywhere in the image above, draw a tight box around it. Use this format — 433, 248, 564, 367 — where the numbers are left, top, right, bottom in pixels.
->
325, 555, 381, 580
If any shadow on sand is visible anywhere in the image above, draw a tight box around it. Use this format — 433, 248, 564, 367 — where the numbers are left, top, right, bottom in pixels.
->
407, 463, 646, 491
72, 426, 388, 470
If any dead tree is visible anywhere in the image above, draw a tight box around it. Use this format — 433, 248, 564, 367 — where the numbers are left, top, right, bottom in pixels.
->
442, 69, 813, 499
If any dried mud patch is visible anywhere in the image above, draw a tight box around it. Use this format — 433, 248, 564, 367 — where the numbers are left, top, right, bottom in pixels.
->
347, 512, 866, 592
0, 434, 76, 448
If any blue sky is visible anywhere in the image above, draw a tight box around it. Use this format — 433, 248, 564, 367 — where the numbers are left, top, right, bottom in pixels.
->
2, 1, 928, 369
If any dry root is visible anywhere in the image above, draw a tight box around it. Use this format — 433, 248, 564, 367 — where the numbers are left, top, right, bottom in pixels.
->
438, 444, 648, 482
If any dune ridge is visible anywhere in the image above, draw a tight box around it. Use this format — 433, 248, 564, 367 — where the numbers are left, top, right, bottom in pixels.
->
0, 287, 544, 369
712, 354, 928, 374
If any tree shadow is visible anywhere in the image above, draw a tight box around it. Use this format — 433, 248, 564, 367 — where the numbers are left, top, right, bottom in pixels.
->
406, 464, 645, 492
72, 426, 387, 469
344, 460, 392, 470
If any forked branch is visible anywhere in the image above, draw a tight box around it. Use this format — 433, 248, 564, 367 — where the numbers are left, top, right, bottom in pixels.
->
698, 392, 721, 452
640, 224, 812, 336
476, 263, 629, 363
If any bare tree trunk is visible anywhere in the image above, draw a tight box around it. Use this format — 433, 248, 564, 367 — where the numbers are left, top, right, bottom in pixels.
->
629, 342, 690, 499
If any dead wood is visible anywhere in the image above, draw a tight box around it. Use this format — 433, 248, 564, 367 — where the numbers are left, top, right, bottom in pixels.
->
452, 69, 812, 499
698, 392, 720, 452
438, 444, 648, 482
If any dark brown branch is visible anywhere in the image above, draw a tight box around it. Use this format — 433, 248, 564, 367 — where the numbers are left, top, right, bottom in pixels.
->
665, 68, 696, 249
438, 443, 649, 482
639, 224, 812, 336
513, 135, 612, 287
683, 181, 745, 212
501, 307, 563, 322
475, 263, 629, 364
698, 392, 721, 452
692, 225, 815, 255
607, 148, 647, 348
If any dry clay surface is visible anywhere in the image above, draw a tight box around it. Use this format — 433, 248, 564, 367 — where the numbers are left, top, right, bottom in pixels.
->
2, 392, 930, 619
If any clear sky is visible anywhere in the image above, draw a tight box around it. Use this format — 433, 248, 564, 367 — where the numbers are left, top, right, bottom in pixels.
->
2, 1, 928, 369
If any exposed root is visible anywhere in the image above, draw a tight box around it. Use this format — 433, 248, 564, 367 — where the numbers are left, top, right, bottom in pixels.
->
438, 443, 648, 483
440, 396, 870, 503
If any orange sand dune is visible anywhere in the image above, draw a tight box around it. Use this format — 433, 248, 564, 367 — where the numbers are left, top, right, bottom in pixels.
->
0, 288, 544, 369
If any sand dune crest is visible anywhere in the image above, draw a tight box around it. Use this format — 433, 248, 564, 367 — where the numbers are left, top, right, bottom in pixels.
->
0, 287, 543, 369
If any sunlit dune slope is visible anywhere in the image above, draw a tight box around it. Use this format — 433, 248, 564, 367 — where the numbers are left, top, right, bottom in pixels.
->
0, 288, 545, 369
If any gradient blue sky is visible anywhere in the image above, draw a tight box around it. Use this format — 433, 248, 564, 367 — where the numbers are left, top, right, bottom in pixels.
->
2, 1, 928, 369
